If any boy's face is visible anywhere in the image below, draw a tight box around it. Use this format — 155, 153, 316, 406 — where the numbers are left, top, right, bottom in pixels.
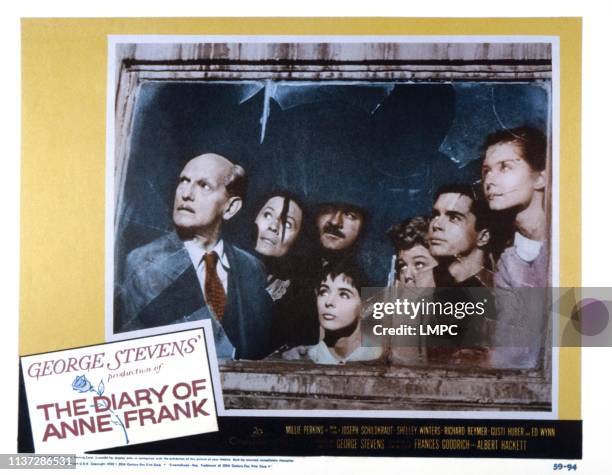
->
316, 274, 362, 332
482, 142, 545, 211
429, 193, 480, 258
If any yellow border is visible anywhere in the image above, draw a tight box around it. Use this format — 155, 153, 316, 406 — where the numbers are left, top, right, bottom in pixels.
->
20, 18, 581, 419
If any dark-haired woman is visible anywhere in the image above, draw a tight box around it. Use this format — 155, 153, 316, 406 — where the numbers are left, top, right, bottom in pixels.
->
253, 192, 319, 350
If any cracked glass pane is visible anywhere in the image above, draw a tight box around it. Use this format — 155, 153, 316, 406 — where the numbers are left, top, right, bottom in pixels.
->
271, 82, 395, 114
439, 82, 550, 168
116, 79, 550, 289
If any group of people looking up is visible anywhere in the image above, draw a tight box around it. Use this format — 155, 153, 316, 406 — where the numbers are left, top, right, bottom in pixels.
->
116, 125, 549, 369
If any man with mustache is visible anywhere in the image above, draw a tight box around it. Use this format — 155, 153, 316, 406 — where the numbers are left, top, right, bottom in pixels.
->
116, 153, 275, 360
286, 201, 367, 345
313, 200, 392, 289
316, 202, 365, 265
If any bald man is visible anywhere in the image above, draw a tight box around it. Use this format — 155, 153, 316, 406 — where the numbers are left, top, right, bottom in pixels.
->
116, 153, 275, 360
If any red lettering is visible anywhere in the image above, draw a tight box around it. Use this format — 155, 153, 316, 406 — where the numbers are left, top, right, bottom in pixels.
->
172, 382, 191, 400
191, 379, 207, 397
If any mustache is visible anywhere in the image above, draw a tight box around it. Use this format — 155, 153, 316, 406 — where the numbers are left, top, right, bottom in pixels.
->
322, 223, 346, 238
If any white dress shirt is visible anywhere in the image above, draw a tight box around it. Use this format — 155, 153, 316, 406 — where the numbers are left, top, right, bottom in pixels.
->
183, 238, 230, 295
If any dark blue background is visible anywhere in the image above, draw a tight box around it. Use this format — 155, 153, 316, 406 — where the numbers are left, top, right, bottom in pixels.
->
116, 80, 549, 285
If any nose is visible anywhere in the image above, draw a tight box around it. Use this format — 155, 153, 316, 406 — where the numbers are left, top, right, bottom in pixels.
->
483, 172, 497, 191
430, 216, 444, 232
324, 294, 336, 308
329, 211, 343, 227
180, 183, 195, 201
401, 266, 416, 284
267, 217, 280, 233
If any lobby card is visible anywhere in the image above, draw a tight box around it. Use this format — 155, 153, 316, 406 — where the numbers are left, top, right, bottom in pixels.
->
21, 328, 219, 453
19, 18, 582, 460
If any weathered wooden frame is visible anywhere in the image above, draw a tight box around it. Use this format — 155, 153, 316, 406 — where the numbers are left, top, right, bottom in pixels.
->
113, 40, 553, 412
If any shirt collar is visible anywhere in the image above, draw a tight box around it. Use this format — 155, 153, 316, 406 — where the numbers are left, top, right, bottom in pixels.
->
184, 238, 230, 270
514, 232, 543, 263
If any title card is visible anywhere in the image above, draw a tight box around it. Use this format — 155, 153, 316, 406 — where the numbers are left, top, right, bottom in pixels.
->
21, 328, 218, 453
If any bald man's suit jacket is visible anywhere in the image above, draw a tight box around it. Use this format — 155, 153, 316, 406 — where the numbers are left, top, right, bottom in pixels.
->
116, 231, 275, 360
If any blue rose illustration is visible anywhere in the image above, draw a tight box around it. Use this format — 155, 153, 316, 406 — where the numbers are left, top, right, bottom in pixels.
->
71, 374, 129, 444
72, 375, 93, 393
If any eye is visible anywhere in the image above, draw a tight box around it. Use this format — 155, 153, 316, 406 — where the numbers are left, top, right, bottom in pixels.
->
500, 161, 511, 172
319, 205, 334, 216
414, 261, 426, 271
263, 211, 272, 219
284, 222, 293, 229
179, 177, 189, 183
481, 167, 490, 177
339, 291, 352, 299
344, 212, 358, 221
197, 180, 212, 190
316, 287, 329, 297
449, 215, 460, 223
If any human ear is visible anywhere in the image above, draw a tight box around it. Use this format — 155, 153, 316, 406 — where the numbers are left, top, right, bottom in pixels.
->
534, 169, 547, 191
476, 228, 490, 248
222, 196, 243, 221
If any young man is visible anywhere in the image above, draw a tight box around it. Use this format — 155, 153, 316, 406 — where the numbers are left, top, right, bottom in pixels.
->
428, 183, 493, 287
427, 184, 494, 364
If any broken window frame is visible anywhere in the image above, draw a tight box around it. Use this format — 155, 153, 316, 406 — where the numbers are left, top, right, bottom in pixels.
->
112, 41, 554, 412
